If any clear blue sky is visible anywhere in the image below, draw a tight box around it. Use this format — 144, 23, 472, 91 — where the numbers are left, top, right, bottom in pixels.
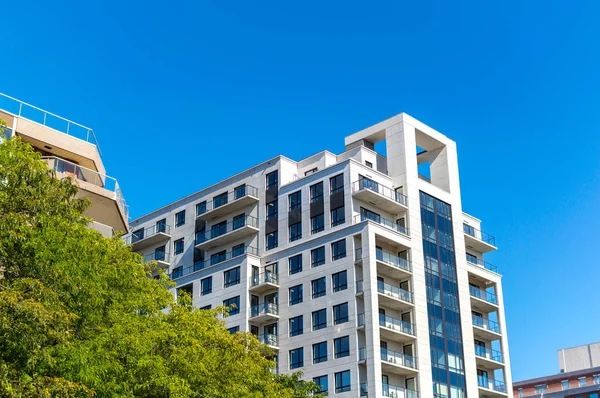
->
2, 0, 599, 381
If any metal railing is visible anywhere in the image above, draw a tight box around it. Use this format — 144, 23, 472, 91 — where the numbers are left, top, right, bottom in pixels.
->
43, 156, 128, 219
466, 256, 498, 273
379, 313, 415, 335
377, 249, 412, 273
250, 302, 279, 318
0, 92, 101, 156
171, 246, 257, 279
143, 251, 170, 263
125, 223, 171, 245
475, 345, 504, 363
469, 285, 497, 305
381, 348, 417, 369
354, 213, 409, 236
478, 376, 506, 393
196, 185, 259, 216
195, 215, 258, 244
472, 315, 501, 334
377, 280, 414, 303
383, 384, 419, 398
251, 272, 279, 287
258, 333, 278, 346
463, 223, 496, 246
353, 179, 408, 206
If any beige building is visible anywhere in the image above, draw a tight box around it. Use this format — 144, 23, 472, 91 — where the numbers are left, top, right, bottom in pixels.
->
0, 92, 128, 236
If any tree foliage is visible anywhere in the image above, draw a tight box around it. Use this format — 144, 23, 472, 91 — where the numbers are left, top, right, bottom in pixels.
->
0, 130, 321, 397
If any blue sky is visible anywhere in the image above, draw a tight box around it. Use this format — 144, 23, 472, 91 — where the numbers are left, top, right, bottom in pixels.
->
2, 0, 600, 381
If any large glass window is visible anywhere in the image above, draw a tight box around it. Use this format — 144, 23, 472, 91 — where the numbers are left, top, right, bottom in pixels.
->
333, 303, 348, 325
266, 170, 279, 190
213, 192, 228, 208
211, 250, 226, 265
289, 284, 303, 305
331, 239, 346, 260
232, 243, 245, 257
224, 267, 240, 288
289, 222, 302, 242
311, 214, 324, 234
311, 246, 325, 267
289, 254, 302, 275
289, 315, 303, 337
310, 182, 323, 202
234, 184, 246, 199
132, 228, 144, 242
312, 309, 327, 331
335, 370, 351, 393
266, 200, 278, 220
313, 375, 328, 395
223, 296, 240, 315
211, 221, 227, 238
196, 201, 207, 215
156, 218, 166, 233
332, 270, 347, 292
201, 276, 212, 296
313, 341, 328, 364
154, 245, 166, 261
289, 191, 301, 211
289, 347, 304, 369
331, 206, 345, 227
175, 210, 186, 227
330, 174, 344, 195
312, 277, 326, 299
233, 213, 246, 230
174, 238, 184, 255
334, 336, 350, 358
266, 231, 278, 250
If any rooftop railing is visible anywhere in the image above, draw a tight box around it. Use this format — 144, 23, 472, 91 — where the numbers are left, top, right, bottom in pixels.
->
0, 92, 102, 156
469, 285, 497, 305
478, 376, 506, 393
354, 213, 409, 236
125, 223, 171, 245
195, 215, 258, 244
196, 185, 259, 215
463, 223, 496, 246
466, 255, 498, 273
352, 179, 408, 206
475, 345, 503, 363
171, 246, 257, 279
42, 156, 128, 220
472, 315, 501, 334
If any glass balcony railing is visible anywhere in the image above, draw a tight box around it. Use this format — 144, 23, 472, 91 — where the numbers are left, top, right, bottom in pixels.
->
143, 251, 170, 263
383, 384, 419, 398
469, 285, 497, 305
258, 333, 278, 346
377, 280, 414, 303
251, 272, 279, 287
478, 376, 506, 393
466, 255, 498, 273
354, 213, 409, 236
196, 185, 259, 216
250, 303, 279, 318
376, 249, 412, 273
463, 223, 496, 246
475, 345, 503, 363
125, 223, 171, 245
355, 247, 363, 262
352, 179, 408, 206
195, 215, 258, 244
171, 246, 257, 279
360, 382, 368, 397
472, 315, 501, 334
359, 347, 367, 361
379, 313, 415, 336
357, 313, 365, 327
380, 347, 417, 369
42, 156, 128, 219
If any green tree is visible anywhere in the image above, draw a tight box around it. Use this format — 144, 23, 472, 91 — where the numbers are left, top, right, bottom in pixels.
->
0, 130, 321, 397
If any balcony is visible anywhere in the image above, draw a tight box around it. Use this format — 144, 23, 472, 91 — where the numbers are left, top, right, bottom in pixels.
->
42, 156, 129, 231
464, 224, 497, 253
258, 333, 279, 349
126, 224, 171, 251
171, 246, 257, 279
375, 280, 414, 310
475, 346, 504, 369
469, 285, 499, 313
249, 303, 279, 323
352, 179, 408, 214
195, 215, 259, 250
249, 272, 279, 293
143, 251, 170, 268
360, 382, 368, 397
354, 214, 410, 238
383, 384, 419, 398
472, 315, 502, 341
380, 348, 418, 375
478, 376, 507, 397
466, 256, 499, 274
196, 185, 259, 221
357, 313, 416, 343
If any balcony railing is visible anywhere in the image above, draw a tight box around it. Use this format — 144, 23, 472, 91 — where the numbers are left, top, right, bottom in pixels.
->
258, 333, 278, 347
125, 223, 171, 245
0, 92, 102, 156
379, 313, 415, 336
381, 347, 417, 369
360, 382, 368, 396
469, 285, 497, 305
478, 376, 506, 393
463, 223, 496, 246
195, 215, 258, 244
377, 249, 412, 273
251, 272, 279, 287
196, 185, 259, 216
466, 256, 498, 273
143, 251, 170, 263
354, 213, 409, 236
171, 246, 257, 279
475, 345, 504, 363
472, 315, 501, 334
373, 280, 414, 303
42, 156, 128, 219
250, 303, 279, 318
352, 179, 408, 206
383, 384, 419, 398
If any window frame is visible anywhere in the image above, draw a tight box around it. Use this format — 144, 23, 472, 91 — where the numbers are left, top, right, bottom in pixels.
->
289, 221, 302, 242
289, 347, 304, 370
334, 370, 351, 393
289, 254, 302, 275
331, 206, 345, 227
174, 238, 184, 255
313, 375, 328, 394
330, 174, 344, 195
331, 239, 347, 260
313, 341, 328, 364
310, 182, 324, 202
289, 315, 303, 337
289, 284, 303, 305
311, 246, 325, 267
266, 170, 279, 190
223, 296, 240, 315
334, 336, 350, 359
311, 213, 325, 234
333, 302, 349, 325
224, 266, 241, 288
266, 231, 278, 250
312, 308, 327, 331
332, 270, 348, 292
289, 190, 301, 211
201, 276, 212, 296
175, 210, 186, 227
311, 277, 326, 299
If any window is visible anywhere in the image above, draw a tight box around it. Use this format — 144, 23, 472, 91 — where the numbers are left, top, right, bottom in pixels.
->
228, 326, 239, 334
313, 375, 328, 394
213, 192, 228, 208
310, 182, 323, 202
154, 245, 166, 261
177, 284, 192, 298
335, 370, 351, 393
579, 377, 587, 387
330, 174, 344, 195
517, 389, 523, 398
595, 375, 600, 384
463, 223, 475, 236
289, 254, 302, 275
333, 303, 349, 325
156, 218, 167, 233
304, 167, 318, 176
289, 315, 303, 337
266, 231, 278, 250
201, 276, 212, 296
365, 160, 373, 168
171, 266, 183, 279
132, 228, 144, 242
233, 213, 246, 230
561, 381, 569, 390
266, 170, 278, 190
289, 347, 304, 369
311, 214, 324, 234
331, 206, 345, 226
211, 221, 227, 238
196, 201, 207, 215
211, 250, 226, 265
289, 284, 303, 305
332, 270, 348, 292
232, 243, 245, 257
312, 309, 327, 331
234, 184, 246, 199
535, 385, 547, 394
224, 267, 240, 288
313, 341, 328, 364
266, 200, 278, 219
331, 239, 346, 260
334, 336, 350, 358
289, 191, 301, 211
200, 304, 211, 310
289, 222, 302, 242
312, 277, 326, 299
174, 238, 184, 255
311, 246, 325, 267
223, 296, 240, 315
175, 210, 186, 227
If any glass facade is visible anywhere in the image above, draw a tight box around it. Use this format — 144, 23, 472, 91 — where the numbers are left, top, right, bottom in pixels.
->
420, 191, 466, 398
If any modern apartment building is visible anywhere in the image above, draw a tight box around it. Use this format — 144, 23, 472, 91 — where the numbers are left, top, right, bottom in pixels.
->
126, 113, 512, 398
0, 92, 128, 236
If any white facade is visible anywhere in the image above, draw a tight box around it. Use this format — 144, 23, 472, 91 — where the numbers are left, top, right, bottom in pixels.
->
126, 113, 512, 398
